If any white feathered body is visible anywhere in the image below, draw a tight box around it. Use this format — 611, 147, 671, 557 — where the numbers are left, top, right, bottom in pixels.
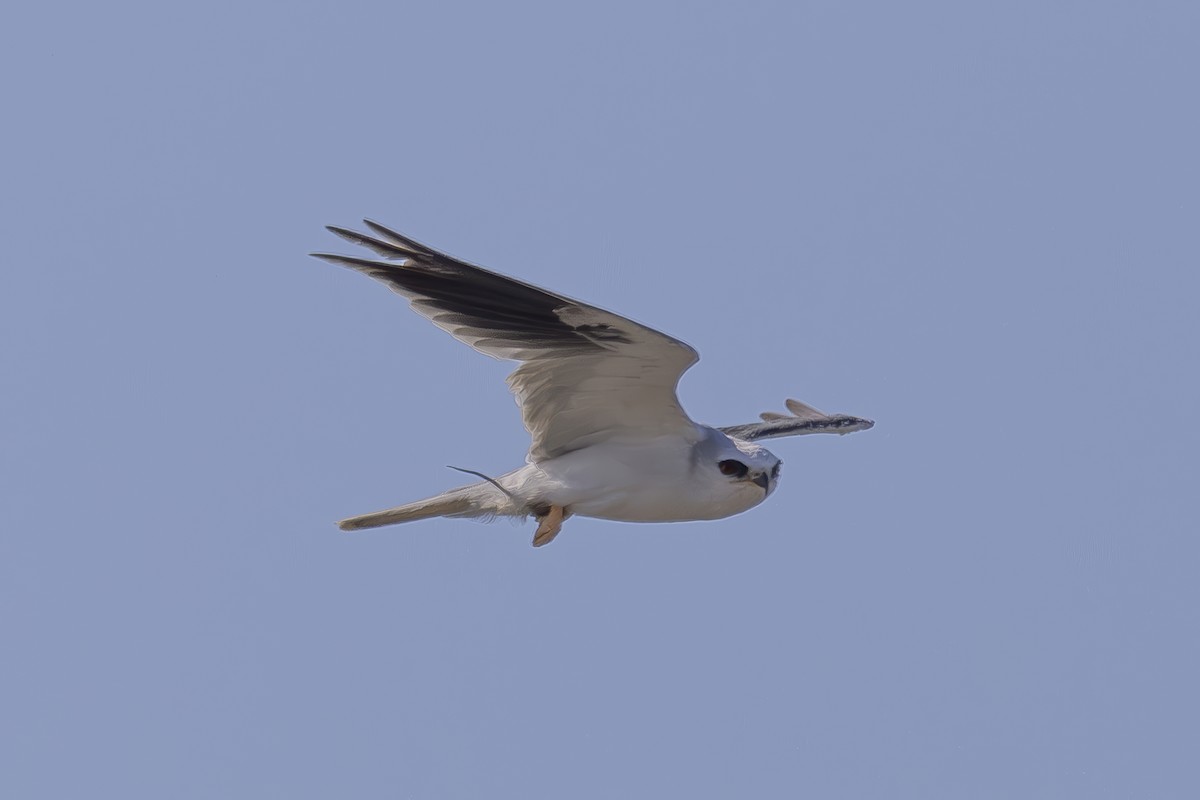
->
506, 430, 772, 522
338, 427, 775, 531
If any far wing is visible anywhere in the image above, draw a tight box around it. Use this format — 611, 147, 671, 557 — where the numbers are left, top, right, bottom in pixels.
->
312, 221, 701, 461
719, 398, 874, 441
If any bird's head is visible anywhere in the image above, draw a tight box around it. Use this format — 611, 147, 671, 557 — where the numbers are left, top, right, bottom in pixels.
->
705, 433, 782, 498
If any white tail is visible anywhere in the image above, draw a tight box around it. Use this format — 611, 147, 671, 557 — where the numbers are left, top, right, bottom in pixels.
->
337, 482, 508, 531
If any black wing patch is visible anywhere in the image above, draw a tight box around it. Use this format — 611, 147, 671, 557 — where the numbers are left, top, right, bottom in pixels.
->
311, 221, 632, 352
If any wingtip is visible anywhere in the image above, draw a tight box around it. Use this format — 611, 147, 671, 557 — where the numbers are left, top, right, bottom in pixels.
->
785, 398, 824, 417
324, 224, 358, 242
363, 218, 404, 242
838, 415, 875, 434
309, 251, 345, 265
361, 219, 442, 256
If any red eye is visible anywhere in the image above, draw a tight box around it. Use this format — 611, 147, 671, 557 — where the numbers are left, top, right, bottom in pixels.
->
718, 459, 748, 478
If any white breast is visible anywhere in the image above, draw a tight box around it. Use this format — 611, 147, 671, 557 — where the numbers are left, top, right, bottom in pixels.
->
510, 434, 769, 523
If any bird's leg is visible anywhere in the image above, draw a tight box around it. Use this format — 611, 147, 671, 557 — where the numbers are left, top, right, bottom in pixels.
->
532, 505, 566, 548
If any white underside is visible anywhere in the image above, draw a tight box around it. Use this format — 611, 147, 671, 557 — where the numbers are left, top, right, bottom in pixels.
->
497, 433, 771, 522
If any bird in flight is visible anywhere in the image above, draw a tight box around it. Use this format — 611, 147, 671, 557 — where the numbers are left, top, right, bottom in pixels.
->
312, 221, 874, 547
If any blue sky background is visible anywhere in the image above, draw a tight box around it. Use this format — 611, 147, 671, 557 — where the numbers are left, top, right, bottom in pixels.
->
4, 2, 1198, 797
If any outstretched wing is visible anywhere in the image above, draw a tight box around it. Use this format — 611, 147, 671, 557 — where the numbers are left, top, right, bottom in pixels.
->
312, 221, 700, 461
719, 398, 874, 441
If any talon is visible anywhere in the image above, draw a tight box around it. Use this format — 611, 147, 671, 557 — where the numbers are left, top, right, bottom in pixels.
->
533, 505, 565, 547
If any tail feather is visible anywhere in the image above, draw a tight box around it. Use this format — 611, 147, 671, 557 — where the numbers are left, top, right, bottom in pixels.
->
337, 482, 509, 531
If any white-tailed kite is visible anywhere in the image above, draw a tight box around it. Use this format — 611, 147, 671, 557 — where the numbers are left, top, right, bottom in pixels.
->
312, 221, 874, 547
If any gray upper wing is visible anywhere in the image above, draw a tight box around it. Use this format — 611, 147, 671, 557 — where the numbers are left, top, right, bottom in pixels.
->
312, 221, 701, 461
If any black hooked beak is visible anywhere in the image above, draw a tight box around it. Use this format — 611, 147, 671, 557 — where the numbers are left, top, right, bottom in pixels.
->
752, 471, 770, 492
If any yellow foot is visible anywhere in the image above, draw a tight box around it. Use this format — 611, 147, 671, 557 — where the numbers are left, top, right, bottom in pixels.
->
532, 505, 565, 547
